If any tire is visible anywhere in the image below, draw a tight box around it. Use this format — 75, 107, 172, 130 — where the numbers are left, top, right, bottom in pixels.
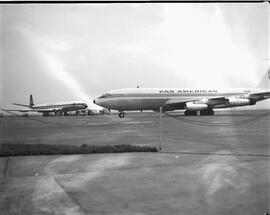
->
200, 110, 206, 116
208, 110, 214, 115
119, 112, 125, 118
191, 111, 197, 116
185, 110, 197, 116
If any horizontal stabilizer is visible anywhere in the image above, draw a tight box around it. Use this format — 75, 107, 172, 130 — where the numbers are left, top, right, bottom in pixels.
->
0, 108, 30, 113
1, 108, 58, 113
13, 103, 31, 108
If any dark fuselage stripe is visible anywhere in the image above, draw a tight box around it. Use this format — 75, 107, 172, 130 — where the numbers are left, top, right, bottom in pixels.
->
32, 104, 83, 109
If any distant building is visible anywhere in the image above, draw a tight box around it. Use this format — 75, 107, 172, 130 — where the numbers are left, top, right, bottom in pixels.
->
87, 109, 99, 115
76, 109, 87, 116
99, 108, 110, 115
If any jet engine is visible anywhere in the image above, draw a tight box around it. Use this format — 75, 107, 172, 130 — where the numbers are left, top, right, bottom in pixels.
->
227, 98, 256, 107
185, 102, 208, 111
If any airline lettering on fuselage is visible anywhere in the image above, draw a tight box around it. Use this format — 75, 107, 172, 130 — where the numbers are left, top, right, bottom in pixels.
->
159, 90, 218, 94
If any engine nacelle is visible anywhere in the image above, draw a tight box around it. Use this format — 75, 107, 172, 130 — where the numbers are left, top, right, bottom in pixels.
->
227, 98, 256, 107
185, 102, 208, 111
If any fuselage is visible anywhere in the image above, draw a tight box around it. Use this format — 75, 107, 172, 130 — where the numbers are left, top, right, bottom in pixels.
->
31, 101, 88, 112
94, 88, 269, 111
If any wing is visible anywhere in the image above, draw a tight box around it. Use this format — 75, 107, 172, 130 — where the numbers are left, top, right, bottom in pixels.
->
0, 108, 58, 113
247, 91, 270, 102
163, 90, 270, 111
203, 97, 228, 105
164, 96, 228, 110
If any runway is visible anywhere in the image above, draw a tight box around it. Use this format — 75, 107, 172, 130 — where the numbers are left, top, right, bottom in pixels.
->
0, 110, 270, 215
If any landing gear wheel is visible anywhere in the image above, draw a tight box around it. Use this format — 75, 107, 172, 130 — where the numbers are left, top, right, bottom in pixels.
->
200, 110, 208, 116
119, 112, 125, 118
208, 110, 214, 115
191, 111, 197, 116
200, 110, 214, 116
184, 110, 197, 116
184, 110, 190, 116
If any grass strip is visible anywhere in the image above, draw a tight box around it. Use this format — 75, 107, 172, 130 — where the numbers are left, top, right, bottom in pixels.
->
0, 143, 158, 156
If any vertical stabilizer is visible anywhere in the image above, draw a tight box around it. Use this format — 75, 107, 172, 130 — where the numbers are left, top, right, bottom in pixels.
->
257, 68, 270, 88
30, 95, 34, 107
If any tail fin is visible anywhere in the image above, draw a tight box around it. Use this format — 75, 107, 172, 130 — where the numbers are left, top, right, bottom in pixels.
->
257, 67, 270, 88
12, 94, 34, 108
29, 95, 34, 107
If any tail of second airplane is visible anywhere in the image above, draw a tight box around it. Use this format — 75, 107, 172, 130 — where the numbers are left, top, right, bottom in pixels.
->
13, 95, 35, 108
257, 68, 270, 89
29, 95, 34, 107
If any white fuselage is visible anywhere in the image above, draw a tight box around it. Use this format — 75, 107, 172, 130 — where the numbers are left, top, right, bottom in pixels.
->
94, 88, 269, 111
31, 101, 88, 112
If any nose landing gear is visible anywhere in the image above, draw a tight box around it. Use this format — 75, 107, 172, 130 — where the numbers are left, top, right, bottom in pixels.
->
118, 112, 125, 118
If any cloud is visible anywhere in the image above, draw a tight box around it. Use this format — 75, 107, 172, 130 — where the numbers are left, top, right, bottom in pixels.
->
10, 27, 100, 109
47, 41, 72, 51
152, 4, 259, 88
1, 4, 269, 109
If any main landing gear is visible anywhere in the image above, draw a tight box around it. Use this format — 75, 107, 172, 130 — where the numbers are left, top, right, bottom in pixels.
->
118, 112, 125, 118
43, 112, 49, 117
200, 109, 214, 116
184, 110, 197, 116
184, 109, 215, 116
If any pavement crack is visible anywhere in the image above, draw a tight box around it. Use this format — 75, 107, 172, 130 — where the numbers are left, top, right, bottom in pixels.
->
3, 157, 9, 178
54, 177, 88, 215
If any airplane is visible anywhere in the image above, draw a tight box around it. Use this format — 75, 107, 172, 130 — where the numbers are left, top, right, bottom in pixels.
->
2, 95, 88, 117
93, 72, 270, 118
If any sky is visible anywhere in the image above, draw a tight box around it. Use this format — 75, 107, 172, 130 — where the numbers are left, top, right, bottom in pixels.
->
0, 3, 269, 110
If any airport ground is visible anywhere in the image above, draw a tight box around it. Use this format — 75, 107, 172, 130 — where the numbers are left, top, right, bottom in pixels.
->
0, 110, 269, 215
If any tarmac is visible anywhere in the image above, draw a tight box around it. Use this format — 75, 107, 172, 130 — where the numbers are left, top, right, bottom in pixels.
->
0, 110, 269, 215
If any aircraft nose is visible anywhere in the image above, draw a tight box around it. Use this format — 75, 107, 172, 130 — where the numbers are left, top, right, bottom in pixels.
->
93, 99, 100, 105
93, 98, 103, 106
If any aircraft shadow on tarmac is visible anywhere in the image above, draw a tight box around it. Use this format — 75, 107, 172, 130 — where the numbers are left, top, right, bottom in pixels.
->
163, 112, 270, 117
160, 151, 270, 158
163, 111, 270, 127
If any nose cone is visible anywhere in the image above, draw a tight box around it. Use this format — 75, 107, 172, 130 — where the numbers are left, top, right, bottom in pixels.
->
93, 98, 103, 107
93, 98, 101, 105
83, 103, 88, 109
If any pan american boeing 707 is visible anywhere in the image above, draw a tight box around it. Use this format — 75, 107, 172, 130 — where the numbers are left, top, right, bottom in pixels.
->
94, 72, 270, 118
